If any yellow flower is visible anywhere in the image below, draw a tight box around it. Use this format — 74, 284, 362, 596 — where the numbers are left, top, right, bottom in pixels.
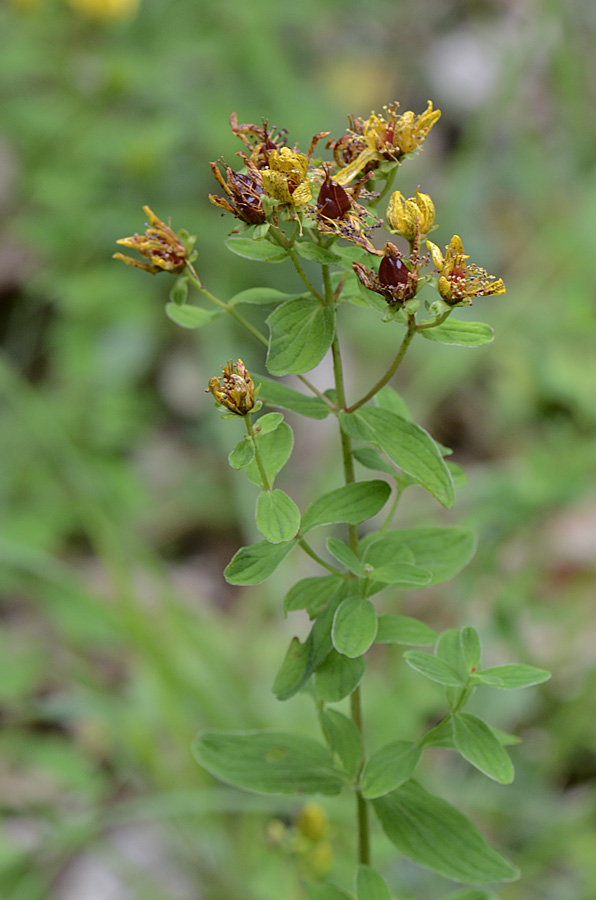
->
114, 206, 192, 275
65, 0, 140, 20
296, 803, 329, 843
386, 189, 435, 241
207, 360, 255, 416
427, 235, 506, 305
261, 147, 312, 206
334, 101, 441, 185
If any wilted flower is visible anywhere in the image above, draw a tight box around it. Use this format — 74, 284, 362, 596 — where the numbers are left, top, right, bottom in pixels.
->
114, 206, 193, 275
229, 113, 289, 169
314, 170, 380, 253
207, 359, 255, 416
333, 101, 441, 185
353, 242, 418, 307
427, 235, 506, 305
386, 189, 435, 242
261, 147, 312, 207
209, 160, 266, 225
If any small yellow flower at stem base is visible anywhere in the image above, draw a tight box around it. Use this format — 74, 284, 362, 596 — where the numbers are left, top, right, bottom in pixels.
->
426, 235, 506, 305
114, 206, 195, 277
207, 360, 255, 416
386, 189, 435, 241
65, 0, 141, 20
296, 802, 329, 843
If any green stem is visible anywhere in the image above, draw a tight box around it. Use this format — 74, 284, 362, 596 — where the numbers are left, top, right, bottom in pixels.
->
378, 485, 401, 536
297, 539, 348, 578
369, 166, 398, 209
269, 226, 326, 304
330, 313, 370, 865
245, 417, 271, 491
415, 310, 452, 331
345, 314, 417, 413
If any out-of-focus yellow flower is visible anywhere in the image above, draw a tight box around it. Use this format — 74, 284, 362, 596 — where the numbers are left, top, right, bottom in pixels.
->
306, 839, 333, 878
261, 147, 312, 206
334, 101, 441, 185
114, 206, 192, 275
427, 235, 506, 305
207, 360, 255, 416
296, 802, 329, 843
65, 0, 140, 20
386, 189, 435, 241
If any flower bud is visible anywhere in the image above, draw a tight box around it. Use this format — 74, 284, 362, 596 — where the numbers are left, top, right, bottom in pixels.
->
207, 359, 255, 416
386, 189, 435, 241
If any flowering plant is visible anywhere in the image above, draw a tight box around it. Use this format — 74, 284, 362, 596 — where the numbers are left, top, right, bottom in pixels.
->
115, 102, 549, 900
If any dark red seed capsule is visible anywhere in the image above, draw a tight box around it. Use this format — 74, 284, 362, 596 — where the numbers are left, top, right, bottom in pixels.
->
379, 255, 409, 287
317, 176, 351, 219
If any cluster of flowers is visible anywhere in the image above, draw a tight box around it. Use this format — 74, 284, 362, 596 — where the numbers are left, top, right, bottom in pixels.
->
116, 100, 504, 312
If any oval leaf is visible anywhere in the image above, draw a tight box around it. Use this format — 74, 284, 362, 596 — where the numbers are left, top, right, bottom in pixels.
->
320, 708, 362, 779
364, 527, 477, 586
254, 412, 284, 435
332, 598, 378, 658
403, 651, 466, 687
372, 780, 519, 883
254, 373, 331, 419
420, 320, 494, 347
303, 883, 353, 900
453, 713, 514, 784
193, 730, 345, 795
256, 489, 301, 543
375, 615, 438, 646
266, 298, 335, 375
315, 650, 366, 702
273, 637, 309, 701
229, 287, 298, 305
283, 574, 343, 617
224, 539, 295, 585
354, 408, 454, 508
245, 422, 293, 489
165, 303, 220, 329
228, 438, 255, 470
475, 664, 551, 689
361, 741, 421, 799
326, 538, 366, 576
302, 481, 391, 533
225, 237, 288, 263
295, 242, 342, 265
356, 866, 391, 900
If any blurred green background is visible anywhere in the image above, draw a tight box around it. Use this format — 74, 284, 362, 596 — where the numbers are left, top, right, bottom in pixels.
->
1, 0, 595, 898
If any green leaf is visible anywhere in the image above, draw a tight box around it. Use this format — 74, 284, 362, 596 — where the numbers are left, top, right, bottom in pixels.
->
193, 730, 346, 795
353, 447, 395, 475
326, 538, 366, 576
254, 412, 284, 435
266, 298, 335, 375
256, 490, 301, 543
165, 303, 220, 329
369, 561, 431, 587
320, 708, 362, 779
436, 629, 468, 680
273, 637, 309, 701
283, 574, 343, 617
363, 527, 477, 586
303, 883, 353, 900
315, 650, 366, 702
229, 287, 299, 305
420, 717, 456, 749
453, 713, 514, 784
420, 320, 494, 347
460, 627, 482, 671
169, 276, 189, 305
332, 598, 378, 658
403, 651, 466, 687
225, 237, 288, 262
372, 780, 519, 883
354, 408, 454, 508
224, 539, 295, 585
228, 438, 255, 470
245, 422, 293, 488
355, 865, 391, 900
475, 664, 551, 689
301, 481, 391, 533
374, 386, 411, 420
254, 373, 331, 419
375, 615, 438, 646
295, 242, 343, 265
361, 741, 421, 799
